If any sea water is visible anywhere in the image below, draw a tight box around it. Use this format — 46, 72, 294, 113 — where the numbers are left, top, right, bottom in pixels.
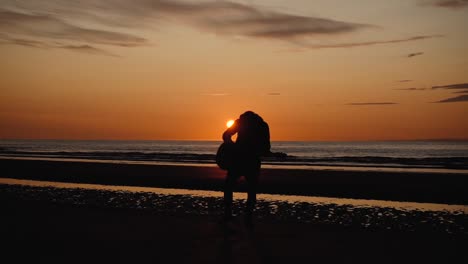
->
1, 139, 468, 172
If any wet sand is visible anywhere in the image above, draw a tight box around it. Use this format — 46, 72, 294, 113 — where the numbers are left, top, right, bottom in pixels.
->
1, 158, 467, 204
1, 157, 467, 263
1, 183, 467, 264
1, 182, 466, 234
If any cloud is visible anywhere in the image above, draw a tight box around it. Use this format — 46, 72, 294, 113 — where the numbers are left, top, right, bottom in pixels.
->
306, 35, 442, 49
0, 35, 46, 48
430, 83, 468, 102
430, 0, 468, 8
0, 1, 371, 46
58, 44, 119, 57
434, 94, 468, 103
390, 81, 468, 103
395, 82, 468, 102
394, 87, 427, 91
0, 0, 444, 54
398, 80, 413, 82
407, 52, 424, 58
201, 93, 230, 96
0, 34, 117, 56
267, 93, 281, 96
346, 102, 398, 105
211, 13, 370, 39
0, 9, 147, 47
432, 83, 468, 90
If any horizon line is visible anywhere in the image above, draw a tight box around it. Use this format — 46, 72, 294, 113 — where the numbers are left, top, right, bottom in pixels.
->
1, 138, 468, 142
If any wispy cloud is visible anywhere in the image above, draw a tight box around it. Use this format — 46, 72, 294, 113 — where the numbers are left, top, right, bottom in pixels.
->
392, 81, 468, 103
201, 93, 230, 96
434, 94, 468, 103
306, 35, 441, 49
430, 83, 468, 102
0, 9, 147, 47
58, 44, 119, 57
397, 80, 413, 83
0, 34, 118, 56
0, 35, 46, 48
193, 5, 371, 40
0, 1, 370, 50
394, 87, 427, 91
429, 0, 468, 9
0, 0, 444, 54
346, 102, 398, 106
432, 83, 468, 90
407, 52, 424, 58
267, 93, 281, 96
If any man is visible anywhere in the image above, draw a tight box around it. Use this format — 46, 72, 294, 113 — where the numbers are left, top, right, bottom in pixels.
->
222, 111, 271, 227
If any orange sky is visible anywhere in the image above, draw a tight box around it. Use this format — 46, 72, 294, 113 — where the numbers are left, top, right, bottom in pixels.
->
1, 0, 467, 141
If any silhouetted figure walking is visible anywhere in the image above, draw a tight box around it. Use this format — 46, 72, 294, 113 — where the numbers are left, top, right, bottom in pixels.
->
220, 111, 272, 227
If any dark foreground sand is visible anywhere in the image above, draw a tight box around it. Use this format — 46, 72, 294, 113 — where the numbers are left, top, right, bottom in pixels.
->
1, 158, 467, 263
1, 196, 467, 264
1, 158, 467, 204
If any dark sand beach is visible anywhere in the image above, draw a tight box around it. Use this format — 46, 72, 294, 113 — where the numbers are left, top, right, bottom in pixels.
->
1, 158, 467, 263
1, 187, 467, 264
2, 158, 467, 204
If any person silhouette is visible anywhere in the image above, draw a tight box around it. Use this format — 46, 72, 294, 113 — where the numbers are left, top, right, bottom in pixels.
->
221, 111, 272, 227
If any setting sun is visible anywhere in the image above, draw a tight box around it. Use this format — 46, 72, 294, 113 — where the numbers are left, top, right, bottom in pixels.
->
226, 120, 235, 128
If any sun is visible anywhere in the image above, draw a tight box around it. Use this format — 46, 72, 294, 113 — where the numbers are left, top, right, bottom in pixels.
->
226, 119, 235, 128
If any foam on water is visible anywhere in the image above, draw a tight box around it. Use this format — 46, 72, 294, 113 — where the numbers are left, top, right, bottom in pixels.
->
1, 140, 468, 171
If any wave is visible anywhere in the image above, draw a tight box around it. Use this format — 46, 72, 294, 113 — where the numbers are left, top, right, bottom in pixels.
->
1, 150, 468, 169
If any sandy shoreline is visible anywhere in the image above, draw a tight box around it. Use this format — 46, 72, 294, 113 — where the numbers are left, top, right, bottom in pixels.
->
1, 158, 467, 204
2, 188, 467, 264
1, 182, 466, 234
2, 158, 467, 263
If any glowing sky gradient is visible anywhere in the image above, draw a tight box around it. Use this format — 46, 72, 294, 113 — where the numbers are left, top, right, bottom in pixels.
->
1, 0, 467, 140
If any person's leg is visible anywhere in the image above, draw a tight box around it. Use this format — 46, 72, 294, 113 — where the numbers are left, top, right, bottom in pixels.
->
246, 157, 261, 213
244, 171, 258, 229
245, 171, 259, 216
244, 157, 260, 229
223, 170, 237, 220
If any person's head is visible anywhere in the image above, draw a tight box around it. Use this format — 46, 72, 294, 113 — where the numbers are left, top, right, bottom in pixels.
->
240, 111, 263, 121
239, 111, 265, 127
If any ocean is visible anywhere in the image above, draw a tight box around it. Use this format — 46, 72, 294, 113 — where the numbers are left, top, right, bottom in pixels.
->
1, 140, 467, 172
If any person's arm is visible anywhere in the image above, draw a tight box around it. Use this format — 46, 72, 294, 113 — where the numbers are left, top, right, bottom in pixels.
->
261, 123, 287, 158
222, 119, 239, 143
263, 122, 272, 156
